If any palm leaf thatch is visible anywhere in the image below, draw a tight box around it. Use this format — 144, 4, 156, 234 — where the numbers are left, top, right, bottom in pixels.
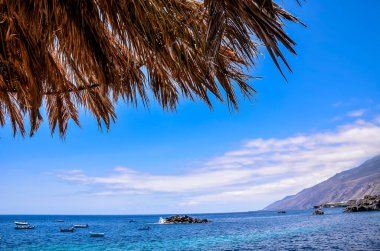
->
0, 0, 302, 137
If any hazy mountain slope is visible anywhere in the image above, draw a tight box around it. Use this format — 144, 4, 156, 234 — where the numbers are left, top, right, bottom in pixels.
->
264, 155, 380, 210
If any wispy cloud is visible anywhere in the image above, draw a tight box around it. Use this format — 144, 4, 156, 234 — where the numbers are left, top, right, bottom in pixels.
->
374, 115, 380, 124
346, 109, 366, 117
58, 118, 380, 210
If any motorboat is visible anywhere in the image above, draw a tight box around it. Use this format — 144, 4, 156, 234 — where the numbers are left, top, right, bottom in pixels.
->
14, 221, 34, 229
89, 232, 104, 237
74, 224, 89, 228
14, 222, 29, 225
56, 220, 64, 222
60, 227, 75, 232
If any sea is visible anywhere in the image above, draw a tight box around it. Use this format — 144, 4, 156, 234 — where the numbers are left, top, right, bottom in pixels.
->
0, 208, 379, 250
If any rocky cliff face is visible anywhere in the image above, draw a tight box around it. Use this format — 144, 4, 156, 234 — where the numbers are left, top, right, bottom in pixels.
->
344, 195, 380, 212
264, 155, 380, 210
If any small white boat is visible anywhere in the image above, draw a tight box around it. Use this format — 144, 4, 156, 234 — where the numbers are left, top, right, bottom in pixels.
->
60, 227, 75, 232
89, 232, 104, 237
14, 222, 29, 225
74, 224, 89, 228
56, 220, 64, 222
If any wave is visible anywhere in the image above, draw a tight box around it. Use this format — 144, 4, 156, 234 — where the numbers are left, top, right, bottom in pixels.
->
158, 217, 167, 224
146, 217, 169, 225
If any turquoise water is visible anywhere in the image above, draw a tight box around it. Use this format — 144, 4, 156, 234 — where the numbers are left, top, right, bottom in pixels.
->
1, 209, 379, 250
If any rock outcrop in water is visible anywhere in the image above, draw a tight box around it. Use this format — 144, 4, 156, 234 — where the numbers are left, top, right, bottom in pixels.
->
313, 208, 324, 215
163, 215, 208, 224
344, 195, 380, 212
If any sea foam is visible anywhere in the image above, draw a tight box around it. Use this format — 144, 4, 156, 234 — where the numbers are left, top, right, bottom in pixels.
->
158, 217, 167, 224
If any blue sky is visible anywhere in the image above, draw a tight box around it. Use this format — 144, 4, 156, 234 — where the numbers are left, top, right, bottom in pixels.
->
1, 1, 380, 214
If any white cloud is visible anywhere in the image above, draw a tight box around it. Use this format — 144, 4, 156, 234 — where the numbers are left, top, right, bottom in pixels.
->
58, 118, 380, 211
374, 115, 380, 124
346, 109, 366, 117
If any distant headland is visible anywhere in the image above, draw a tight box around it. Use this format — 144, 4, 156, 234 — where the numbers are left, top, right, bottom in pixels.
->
264, 154, 380, 210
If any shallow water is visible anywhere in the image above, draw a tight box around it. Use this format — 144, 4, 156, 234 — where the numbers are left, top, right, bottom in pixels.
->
1, 209, 379, 250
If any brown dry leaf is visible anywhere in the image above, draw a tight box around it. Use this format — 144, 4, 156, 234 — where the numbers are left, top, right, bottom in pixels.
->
0, 0, 302, 137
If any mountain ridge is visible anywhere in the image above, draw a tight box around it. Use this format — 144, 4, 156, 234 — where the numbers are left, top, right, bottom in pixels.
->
264, 155, 380, 210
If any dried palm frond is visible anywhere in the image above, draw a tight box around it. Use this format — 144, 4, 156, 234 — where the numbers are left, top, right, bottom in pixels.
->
0, 0, 303, 137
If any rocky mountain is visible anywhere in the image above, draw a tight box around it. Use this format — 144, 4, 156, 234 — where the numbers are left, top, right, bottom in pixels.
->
264, 155, 380, 210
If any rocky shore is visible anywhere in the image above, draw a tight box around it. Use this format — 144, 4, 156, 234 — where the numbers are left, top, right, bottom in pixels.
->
162, 215, 209, 224
314, 200, 355, 208
311, 195, 380, 213
344, 195, 380, 212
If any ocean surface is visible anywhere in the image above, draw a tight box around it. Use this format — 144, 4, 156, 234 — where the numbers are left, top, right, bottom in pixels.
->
1, 209, 379, 250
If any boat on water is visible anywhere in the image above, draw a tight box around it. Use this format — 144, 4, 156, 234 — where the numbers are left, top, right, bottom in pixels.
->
74, 224, 89, 228
138, 226, 151, 231
56, 220, 64, 222
89, 232, 104, 237
60, 227, 75, 232
14, 221, 34, 229
14, 222, 29, 225
15, 225, 35, 230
